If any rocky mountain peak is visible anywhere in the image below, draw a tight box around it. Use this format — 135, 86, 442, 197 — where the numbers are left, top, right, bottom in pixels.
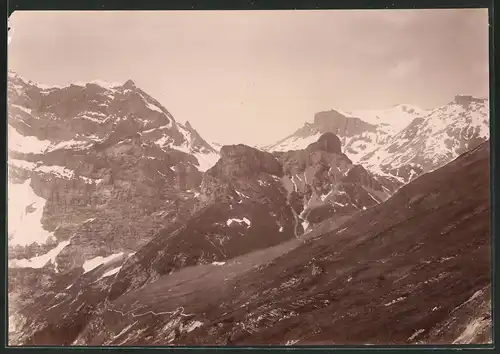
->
213, 144, 283, 178
7, 71, 221, 172
269, 94, 488, 186
7, 73, 221, 271
390, 103, 420, 114
306, 132, 342, 154
122, 79, 136, 89
359, 95, 489, 184
313, 109, 346, 124
312, 110, 377, 137
454, 94, 487, 107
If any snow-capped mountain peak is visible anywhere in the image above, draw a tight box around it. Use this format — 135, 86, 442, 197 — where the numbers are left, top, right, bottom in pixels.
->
8, 71, 134, 91
7, 73, 224, 264
266, 103, 426, 162
267, 97, 489, 184
358, 96, 489, 182
7, 71, 220, 172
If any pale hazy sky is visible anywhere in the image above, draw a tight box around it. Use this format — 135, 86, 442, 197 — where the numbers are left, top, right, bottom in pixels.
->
8, 9, 489, 146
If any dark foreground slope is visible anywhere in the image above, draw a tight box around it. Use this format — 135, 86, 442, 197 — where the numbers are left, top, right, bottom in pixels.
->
75, 141, 491, 345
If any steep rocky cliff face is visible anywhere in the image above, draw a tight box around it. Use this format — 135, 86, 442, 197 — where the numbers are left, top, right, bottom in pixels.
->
72, 141, 491, 346
7, 71, 219, 262
7, 72, 219, 343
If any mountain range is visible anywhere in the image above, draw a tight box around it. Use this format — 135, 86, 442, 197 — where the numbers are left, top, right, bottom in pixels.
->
266, 96, 488, 184
6, 71, 491, 346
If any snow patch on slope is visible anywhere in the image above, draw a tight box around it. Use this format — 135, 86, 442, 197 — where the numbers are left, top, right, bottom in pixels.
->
11, 104, 32, 115
82, 252, 125, 273
226, 217, 251, 227
8, 159, 38, 171
71, 79, 123, 89
49, 139, 93, 151
34, 165, 75, 179
8, 125, 100, 154
270, 133, 322, 152
153, 123, 219, 172
8, 179, 55, 247
185, 321, 204, 333
99, 266, 122, 280
145, 101, 164, 114
26, 78, 123, 91
346, 104, 426, 133
8, 125, 52, 154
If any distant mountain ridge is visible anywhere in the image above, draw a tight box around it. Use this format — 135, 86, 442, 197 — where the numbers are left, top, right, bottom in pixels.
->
359, 95, 489, 182
265, 104, 426, 156
265, 96, 489, 184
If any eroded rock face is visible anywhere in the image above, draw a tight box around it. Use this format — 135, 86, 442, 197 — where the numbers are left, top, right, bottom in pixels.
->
454, 94, 487, 106
7, 70, 217, 260
7, 72, 219, 345
275, 133, 399, 229
313, 110, 377, 137
214, 144, 284, 179
343, 164, 385, 191
306, 132, 343, 155
108, 145, 295, 301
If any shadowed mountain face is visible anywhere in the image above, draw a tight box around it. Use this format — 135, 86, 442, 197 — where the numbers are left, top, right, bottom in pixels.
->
70, 141, 490, 346
273, 132, 400, 232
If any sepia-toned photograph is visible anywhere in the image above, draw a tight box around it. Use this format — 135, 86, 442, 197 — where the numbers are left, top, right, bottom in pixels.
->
7, 8, 491, 346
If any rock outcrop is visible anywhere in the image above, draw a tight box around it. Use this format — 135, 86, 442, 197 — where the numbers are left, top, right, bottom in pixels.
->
213, 144, 284, 179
